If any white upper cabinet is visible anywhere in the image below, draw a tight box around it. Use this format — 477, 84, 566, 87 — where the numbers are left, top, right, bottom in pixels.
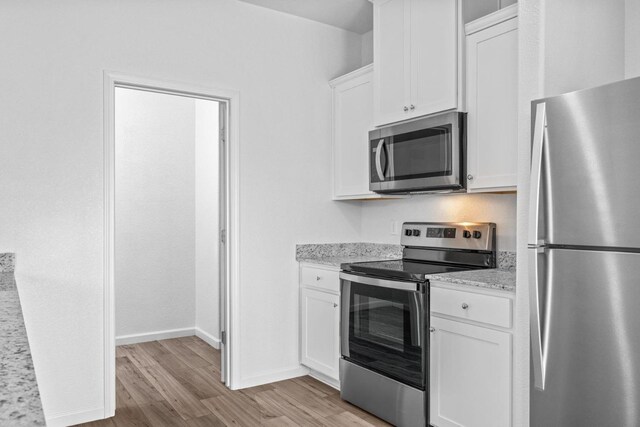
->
330, 65, 403, 200
373, 0, 460, 127
373, 0, 408, 126
410, 0, 458, 117
465, 6, 518, 192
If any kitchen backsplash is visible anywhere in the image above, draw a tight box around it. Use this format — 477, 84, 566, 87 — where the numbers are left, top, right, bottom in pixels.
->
296, 243, 402, 260
0, 253, 15, 272
497, 251, 516, 271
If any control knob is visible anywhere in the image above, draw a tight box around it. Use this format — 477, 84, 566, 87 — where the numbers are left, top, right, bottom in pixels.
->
473, 230, 482, 239
463, 230, 471, 239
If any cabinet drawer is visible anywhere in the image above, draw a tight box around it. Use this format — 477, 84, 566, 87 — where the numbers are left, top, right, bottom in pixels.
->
301, 265, 340, 293
430, 286, 511, 328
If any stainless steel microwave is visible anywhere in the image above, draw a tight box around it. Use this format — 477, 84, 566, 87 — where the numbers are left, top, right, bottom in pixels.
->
369, 112, 466, 194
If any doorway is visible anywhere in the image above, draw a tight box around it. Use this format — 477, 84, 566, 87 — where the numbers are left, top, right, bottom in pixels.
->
103, 73, 239, 418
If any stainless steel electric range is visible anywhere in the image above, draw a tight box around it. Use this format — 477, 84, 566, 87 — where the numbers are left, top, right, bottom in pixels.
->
339, 222, 496, 426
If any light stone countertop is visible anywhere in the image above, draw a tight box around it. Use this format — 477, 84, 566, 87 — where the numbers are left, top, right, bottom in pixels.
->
296, 243, 402, 268
426, 268, 516, 292
296, 243, 516, 292
298, 255, 398, 268
0, 259, 46, 425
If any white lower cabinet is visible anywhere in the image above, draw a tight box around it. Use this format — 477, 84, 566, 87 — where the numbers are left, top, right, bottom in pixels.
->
300, 273, 340, 384
430, 317, 512, 427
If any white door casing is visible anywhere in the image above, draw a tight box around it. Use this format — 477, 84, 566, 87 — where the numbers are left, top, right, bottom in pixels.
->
103, 72, 241, 418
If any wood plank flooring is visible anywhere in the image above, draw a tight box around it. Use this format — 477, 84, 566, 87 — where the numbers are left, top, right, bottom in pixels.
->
76, 336, 390, 426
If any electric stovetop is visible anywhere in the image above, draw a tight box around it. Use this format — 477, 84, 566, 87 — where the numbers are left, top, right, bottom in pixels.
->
340, 259, 478, 282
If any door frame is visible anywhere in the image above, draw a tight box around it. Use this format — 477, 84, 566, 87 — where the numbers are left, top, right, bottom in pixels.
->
102, 72, 241, 418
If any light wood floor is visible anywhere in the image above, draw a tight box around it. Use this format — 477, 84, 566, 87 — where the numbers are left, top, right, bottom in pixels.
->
76, 336, 389, 426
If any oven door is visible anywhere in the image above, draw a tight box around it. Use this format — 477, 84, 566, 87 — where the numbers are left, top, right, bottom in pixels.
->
369, 111, 465, 193
340, 272, 427, 390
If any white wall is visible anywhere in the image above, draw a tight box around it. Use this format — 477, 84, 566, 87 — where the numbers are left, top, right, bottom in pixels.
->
361, 30, 373, 66
515, 1, 626, 426
115, 88, 197, 341
0, 0, 363, 422
360, 194, 517, 251
626, 0, 640, 78
195, 99, 220, 344
543, 0, 625, 97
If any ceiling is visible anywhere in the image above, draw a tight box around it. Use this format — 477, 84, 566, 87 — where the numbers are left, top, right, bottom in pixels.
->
237, 0, 373, 34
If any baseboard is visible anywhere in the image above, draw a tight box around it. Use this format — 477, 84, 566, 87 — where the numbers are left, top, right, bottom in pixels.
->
46, 407, 105, 427
308, 369, 340, 391
195, 327, 221, 349
237, 366, 309, 389
115, 327, 195, 346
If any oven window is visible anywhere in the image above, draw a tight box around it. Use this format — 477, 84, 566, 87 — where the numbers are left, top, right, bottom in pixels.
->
346, 282, 425, 389
389, 125, 452, 181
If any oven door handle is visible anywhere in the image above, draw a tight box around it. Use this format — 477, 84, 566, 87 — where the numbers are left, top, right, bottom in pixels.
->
339, 272, 423, 292
340, 279, 351, 357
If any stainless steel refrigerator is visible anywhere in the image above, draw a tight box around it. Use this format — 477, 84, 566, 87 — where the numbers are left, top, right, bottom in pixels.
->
529, 76, 640, 426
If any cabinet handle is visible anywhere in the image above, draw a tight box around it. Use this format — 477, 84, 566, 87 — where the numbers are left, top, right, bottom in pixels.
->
316, 275, 321, 281
333, 303, 338, 308
410, 104, 415, 110
467, 174, 474, 181
403, 106, 409, 112
462, 303, 469, 310
430, 327, 436, 333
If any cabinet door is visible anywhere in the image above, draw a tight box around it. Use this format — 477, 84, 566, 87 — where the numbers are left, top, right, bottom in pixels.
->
410, 0, 458, 117
430, 316, 511, 427
332, 69, 376, 199
300, 288, 340, 381
466, 17, 518, 192
373, 0, 411, 126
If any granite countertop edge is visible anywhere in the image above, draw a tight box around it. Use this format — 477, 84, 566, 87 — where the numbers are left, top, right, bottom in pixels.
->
296, 244, 516, 292
296, 242, 403, 268
425, 268, 516, 292
297, 255, 398, 268
0, 263, 46, 425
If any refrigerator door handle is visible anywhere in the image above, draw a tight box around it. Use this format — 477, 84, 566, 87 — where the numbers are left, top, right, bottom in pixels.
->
529, 247, 547, 390
529, 102, 547, 246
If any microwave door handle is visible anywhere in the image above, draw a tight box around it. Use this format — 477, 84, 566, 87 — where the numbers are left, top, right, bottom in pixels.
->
375, 138, 385, 181
529, 102, 546, 246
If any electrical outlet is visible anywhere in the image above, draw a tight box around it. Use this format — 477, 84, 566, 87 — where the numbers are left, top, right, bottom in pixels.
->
390, 220, 400, 235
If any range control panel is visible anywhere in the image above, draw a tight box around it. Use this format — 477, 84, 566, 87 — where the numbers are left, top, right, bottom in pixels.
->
400, 222, 496, 251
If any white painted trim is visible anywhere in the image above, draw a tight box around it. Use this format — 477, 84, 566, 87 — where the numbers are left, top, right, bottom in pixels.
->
238, 366, 309, 390
307, 369, 340, 390
103, 72, 241, 416
465, 3, 518, 36
195, 327, 221, 349
115, 328, 196, 346
46, 407, 105, 427
329, 63, 373, 88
